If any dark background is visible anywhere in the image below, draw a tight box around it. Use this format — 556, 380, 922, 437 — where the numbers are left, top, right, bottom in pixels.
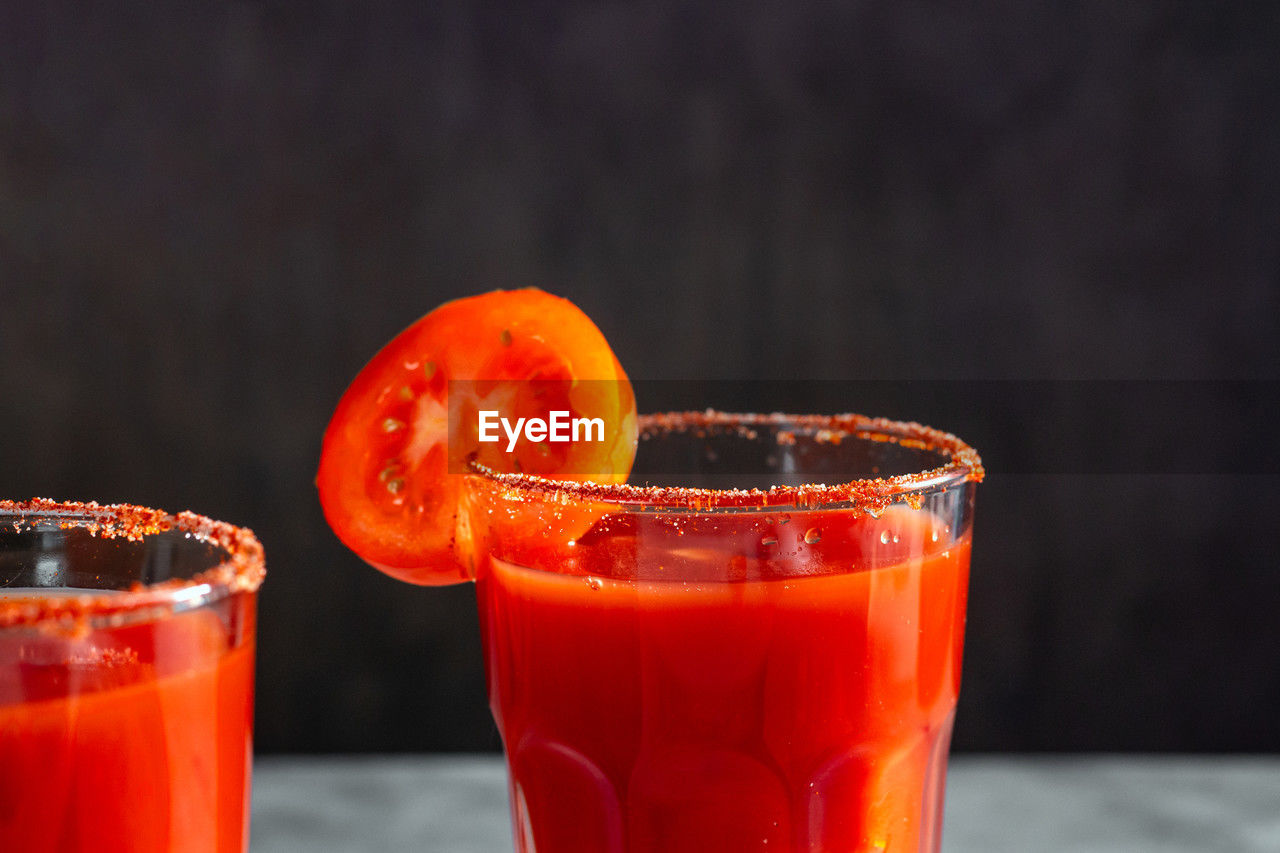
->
2, 2, 1278, 754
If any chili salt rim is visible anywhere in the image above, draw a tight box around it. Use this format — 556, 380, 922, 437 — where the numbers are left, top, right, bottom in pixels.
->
468, 410, 983, 510
0, 498, 265, 630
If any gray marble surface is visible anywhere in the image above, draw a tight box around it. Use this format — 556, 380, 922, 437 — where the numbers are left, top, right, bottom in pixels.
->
251, 754, 1280, 852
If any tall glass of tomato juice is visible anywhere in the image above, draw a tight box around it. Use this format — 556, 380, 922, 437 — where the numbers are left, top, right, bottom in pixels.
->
463, 412, 982, 853
0, 500, 264, 853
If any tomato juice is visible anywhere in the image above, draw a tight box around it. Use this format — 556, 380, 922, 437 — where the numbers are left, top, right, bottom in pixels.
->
0, 501, 265, 853
314, 291, 983, 852
471, 466, 976, 852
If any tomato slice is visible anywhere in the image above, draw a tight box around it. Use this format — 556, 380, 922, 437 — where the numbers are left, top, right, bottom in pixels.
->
317, 289, 637, 584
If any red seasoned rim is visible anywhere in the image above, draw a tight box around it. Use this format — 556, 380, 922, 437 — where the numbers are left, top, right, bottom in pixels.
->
0, 498, 265, 631
468, 410, 984, 510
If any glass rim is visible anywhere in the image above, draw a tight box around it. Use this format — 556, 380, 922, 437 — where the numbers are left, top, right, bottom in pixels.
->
0, 498, 265, 631
467, 410, 984, 511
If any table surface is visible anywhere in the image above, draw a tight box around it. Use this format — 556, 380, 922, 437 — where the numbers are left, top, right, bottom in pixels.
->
250, 754, 1280, 852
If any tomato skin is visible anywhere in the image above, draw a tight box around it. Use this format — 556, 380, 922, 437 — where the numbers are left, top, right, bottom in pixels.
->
317, 289, 636, 585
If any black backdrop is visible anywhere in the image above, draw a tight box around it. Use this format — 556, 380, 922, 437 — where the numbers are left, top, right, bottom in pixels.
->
2, 1, 1278, 753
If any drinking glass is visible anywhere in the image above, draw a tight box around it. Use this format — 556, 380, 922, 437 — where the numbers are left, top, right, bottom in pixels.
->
462, 412, 982, 853
0, 499, 265, 853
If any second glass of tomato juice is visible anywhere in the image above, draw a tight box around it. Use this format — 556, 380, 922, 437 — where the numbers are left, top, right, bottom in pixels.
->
0, 499, 264, 853
460, 411, 981, 853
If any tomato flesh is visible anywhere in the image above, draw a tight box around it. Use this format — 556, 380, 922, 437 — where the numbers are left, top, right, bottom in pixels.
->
317, 289, 637, 584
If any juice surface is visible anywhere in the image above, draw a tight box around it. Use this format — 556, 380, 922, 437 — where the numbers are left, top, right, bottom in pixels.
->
477, 508, 970, 853
0, 597, 256, 853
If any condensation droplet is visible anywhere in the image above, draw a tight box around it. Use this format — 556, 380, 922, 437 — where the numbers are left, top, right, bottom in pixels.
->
585, 577, 602, 591
761, 536, 778, 546
804, 527, 822, 544
880, 529, 892, 545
